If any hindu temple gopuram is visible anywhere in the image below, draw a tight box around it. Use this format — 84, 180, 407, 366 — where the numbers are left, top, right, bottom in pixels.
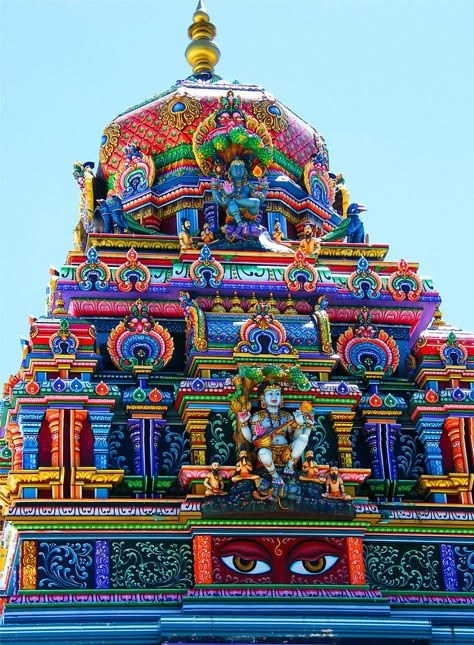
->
1, 4, 474, 644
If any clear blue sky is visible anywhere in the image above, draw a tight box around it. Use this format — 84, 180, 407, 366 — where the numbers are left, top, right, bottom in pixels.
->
1, 0, 473, 388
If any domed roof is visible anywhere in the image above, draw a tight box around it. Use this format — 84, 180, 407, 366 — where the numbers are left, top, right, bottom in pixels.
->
99, 78, 327, 185
98, 3, 328, 188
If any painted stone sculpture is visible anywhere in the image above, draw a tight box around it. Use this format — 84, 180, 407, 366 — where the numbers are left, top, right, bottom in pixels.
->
238, 384, 314, 485
211, 159, 268, 242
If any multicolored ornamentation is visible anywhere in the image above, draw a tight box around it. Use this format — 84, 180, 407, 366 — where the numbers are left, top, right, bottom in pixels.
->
72, 161, 94, 236
189, 245, 224, 288
347, 257, 382, 299
158, 94, 202, 130
211, 536, 349, 585
49, 319, 79, 356
252, 99, 288, 132
113, 145, 156, 200
235, 302, 296, 356
440, 331, 468, 367
179, 291, 208, 352
116, 248, 151, 293
110, 541, 193, 589
303, 151, 335, 210
337, 308, 400, 376
20, 540, 37, 590
193, 535, 213, 584
283, 249, 318, 292
76, 247, 111, 291
107, 299, 174, 371
387, 259, 423, 301
100, 122, 121, 164
193, 90, 273, 177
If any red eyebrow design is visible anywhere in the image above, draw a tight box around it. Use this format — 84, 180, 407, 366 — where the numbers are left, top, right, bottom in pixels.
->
219, 539, 271, 562
288, 540, 341, 563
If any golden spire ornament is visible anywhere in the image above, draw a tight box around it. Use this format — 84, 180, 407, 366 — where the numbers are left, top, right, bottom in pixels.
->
185, 1, 221, 76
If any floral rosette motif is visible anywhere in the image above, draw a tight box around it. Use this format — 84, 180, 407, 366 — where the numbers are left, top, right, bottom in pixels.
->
189, 245, 224, 288
76, 247, 111, 291
113, 145, 156, 200
387, 259, 423, 301
236, 302, 296, 356
347, 257, 382, 300
116, 248, 151, 293
439, 331, 468, 367
193, 90, 273, 177
283, 250, 318, 292
107, 299, 174, 371
337, 308, 399, 377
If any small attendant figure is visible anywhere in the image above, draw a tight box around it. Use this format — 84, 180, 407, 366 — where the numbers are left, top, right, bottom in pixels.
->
178, 218, 196, 250
299, 222, 321, 256
322, 465, 352, 500
299, 450, 326, 483
272, 218, 284, 245
203, 462, 227, 496
201, 222, 214, 245
232, 450, 260, 483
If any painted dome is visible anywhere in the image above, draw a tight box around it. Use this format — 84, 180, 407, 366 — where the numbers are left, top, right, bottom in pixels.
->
99, 77, 328, 187
98, 4, 328, 189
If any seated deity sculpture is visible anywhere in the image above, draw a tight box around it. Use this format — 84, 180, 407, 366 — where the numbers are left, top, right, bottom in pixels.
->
211, 159, 268, 242
232, 449, 260, 483
238, 384, 314, 486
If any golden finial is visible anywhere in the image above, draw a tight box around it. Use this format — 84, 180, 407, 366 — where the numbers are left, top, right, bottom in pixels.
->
229, 291, 243, 313
52, 292, 68, 317
284, 293, 297, 315
247, 291, 258, 313
431, 305, 447, 328
268, 292, 279, 315
211, 290, 226, 313
185, 0, 221, 76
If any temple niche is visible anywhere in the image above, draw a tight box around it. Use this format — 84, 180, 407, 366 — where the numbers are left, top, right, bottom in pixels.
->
1, 3, 474, 645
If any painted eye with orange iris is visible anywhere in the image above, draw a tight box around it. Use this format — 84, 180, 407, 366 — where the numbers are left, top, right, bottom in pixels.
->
212, 536, 348, 584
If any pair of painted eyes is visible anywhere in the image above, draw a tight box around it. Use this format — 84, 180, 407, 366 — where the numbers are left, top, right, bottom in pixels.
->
222, 554, 339, 576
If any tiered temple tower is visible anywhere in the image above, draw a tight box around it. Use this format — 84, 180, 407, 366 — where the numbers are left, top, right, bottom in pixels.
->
1, 5, 474, 644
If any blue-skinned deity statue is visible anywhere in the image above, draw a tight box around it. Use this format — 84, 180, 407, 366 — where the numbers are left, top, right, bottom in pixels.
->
211, 159, 268, 242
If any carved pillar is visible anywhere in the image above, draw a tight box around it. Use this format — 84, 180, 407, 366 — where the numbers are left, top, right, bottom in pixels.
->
94, 540, 110, 589
363, 422, 400, 480
183, 409, 211, 465
7, 424, 23, 471
18, 412, 44, 471
444, 417, 467, 473
71, 409, 88, 467
346, 537, 366, 585
88, 411, 114, 471
330, 412, 355, 468
69, 410, 88, 498
415, 418, 446, 503
128, 419, 145, 476
193, 535, 213, 584
45, 409, 63, 469
152, 418, 167, 477
20, 540, 37, 591
440, 543, 459, 592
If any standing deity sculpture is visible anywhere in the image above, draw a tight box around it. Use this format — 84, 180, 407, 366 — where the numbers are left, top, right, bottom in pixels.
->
238, 384, 314, 486
211, 159, 268, 242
